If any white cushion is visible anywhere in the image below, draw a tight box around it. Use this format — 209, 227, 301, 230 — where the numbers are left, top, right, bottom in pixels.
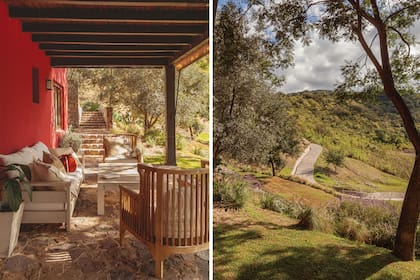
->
31, 141, 50, 160
0, 147, 37, 166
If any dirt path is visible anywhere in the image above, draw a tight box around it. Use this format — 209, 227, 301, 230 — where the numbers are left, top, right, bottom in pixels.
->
293, 143, 323, 184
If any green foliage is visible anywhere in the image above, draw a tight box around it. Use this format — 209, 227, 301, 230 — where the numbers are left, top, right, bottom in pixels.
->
144, 129, 165, 147
214, 3, 299, 168
192, 147, 203, 156
324, 148, 345, 171
176, 134, 186, 150
297, 208, 335, 233
81, 101, 100, 111
260, 192, 310, 219
59, 129, 82, 152
214, 171, 248, 210
0, 164, 32, 211
336, 217, 370, 243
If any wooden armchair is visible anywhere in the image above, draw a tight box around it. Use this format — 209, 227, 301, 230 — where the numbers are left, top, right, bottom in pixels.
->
119, 163, 209, 279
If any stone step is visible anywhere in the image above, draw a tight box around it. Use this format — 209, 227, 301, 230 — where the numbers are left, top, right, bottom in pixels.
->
80, 123, 106, 127
80, 148, 105, 156
80, 138, 103, 144
79, 125, 107, 129
79, 134, 105, 140
80, 143, 103, 149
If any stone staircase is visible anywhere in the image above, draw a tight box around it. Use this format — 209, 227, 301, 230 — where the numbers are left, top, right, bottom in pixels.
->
79, 111, 107, 130
76, 111, 108, 165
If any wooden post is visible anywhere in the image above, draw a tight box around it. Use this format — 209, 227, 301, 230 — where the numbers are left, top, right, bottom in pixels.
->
165, 64, 176, 166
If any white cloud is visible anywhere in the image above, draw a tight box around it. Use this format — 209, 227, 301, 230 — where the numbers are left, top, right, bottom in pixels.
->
279, 21, 420, 93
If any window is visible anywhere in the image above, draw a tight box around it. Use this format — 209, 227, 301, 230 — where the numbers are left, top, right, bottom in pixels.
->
53, 84, 64, 130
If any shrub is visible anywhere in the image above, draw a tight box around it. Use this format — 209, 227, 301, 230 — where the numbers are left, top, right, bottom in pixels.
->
336, 217, 369, 242
60, 129, 82, 152
176, 134, 186, 150
324, 149, 345, 171
297, 207, 335, 233
82, 101, 100, 111
214, 172, 248, 210
193, 147, 203, 156
260, 193, 310, 219
334, 200, 399, 249
144, 129, 165, 147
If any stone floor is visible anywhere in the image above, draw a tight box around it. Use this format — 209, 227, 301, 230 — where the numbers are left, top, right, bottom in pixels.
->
0, 173, 209, 280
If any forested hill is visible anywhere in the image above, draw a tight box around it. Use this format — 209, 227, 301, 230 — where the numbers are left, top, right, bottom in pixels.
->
284, 90, 419, 179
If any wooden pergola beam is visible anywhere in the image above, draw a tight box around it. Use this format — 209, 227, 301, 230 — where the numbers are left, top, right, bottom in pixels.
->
9, 7, 208, 24
172, 39, 209, 70
51, 57, 168, 67
22, 22, 208, 36
45, 51, 175, 57
32, 34, 195, 44
39, 43, 183, 51
6, 0, 209, 8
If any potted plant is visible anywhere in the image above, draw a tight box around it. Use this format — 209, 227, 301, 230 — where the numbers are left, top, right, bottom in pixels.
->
60, 127, 82, 153
0, 164, 32, 257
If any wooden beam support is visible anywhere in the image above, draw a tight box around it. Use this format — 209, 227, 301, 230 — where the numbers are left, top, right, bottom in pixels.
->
9, 6, 208, 24
169, 33, 208, 69
51, 57, 168, 67
173, 39, 209, 70
45, 51, 175, 57
32, 34, 194, 44
22, 22, 208, 36
39, 43, 183, 51
6, 0, 209, 8
165, 64, 176, 166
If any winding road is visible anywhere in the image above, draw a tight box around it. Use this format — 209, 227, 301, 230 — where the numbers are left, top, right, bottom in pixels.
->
292, 143, 323, 184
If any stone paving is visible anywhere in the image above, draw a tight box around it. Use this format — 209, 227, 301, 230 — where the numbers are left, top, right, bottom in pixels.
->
0, 175, 209, 280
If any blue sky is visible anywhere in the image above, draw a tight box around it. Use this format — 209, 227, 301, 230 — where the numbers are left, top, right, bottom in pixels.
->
215, 1, 420, 93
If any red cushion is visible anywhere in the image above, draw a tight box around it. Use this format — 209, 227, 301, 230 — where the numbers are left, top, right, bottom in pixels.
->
59, 154, 77, 173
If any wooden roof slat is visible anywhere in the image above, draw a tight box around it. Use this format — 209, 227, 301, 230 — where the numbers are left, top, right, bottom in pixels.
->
45, 51, 175, 57
7, 0, 209, 8
32, 34, 194, 44
51, 57, 169, 67
39, 44, 184, 51
9, 6, 208, 24
22, 22, 208, 36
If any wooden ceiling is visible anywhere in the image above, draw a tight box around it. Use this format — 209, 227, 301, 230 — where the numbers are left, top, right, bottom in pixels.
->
5, 0, 209, 68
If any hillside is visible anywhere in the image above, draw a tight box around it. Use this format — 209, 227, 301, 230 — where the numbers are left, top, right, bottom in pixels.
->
284, 91, 419, 180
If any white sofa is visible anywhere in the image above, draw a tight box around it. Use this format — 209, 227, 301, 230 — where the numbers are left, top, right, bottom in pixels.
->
0, 141, 84, 231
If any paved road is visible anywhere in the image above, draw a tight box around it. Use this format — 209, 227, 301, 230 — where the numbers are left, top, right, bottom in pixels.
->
293, 143, 323, 184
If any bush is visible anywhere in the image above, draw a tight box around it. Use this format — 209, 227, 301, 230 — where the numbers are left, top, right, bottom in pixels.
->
176, 134, 186, 150
297, 207, 335, 233
82, 101, 100, 111
144, 129, 165, 147
260, 193, 310, 219
334, 200, 399, 249
324, 149, 345, 171
336, 217, 369, 242
59, 129, 82, 152
214, 172, 248, 210
193, 147, 203, 156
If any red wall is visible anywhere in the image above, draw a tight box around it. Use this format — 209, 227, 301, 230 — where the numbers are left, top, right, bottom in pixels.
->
0, 2, 68, 154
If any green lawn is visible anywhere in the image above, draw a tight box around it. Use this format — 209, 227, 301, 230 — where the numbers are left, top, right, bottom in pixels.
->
214, 197, 420, 280
314, 156, 408, 193
144, 150, 206, 169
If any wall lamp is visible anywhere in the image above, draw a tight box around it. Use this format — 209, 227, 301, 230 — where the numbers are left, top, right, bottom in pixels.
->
46, 79, 53, 91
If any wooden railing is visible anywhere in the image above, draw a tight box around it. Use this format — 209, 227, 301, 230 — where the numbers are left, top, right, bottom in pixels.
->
119, 163, 209, 279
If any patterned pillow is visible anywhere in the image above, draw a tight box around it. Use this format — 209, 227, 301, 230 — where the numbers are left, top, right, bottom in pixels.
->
59, 154, 77, 173
31, 160, 67, 182
43, 151, 66, 174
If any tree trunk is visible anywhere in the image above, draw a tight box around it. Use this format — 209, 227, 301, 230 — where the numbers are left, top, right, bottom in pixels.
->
270, 159, 276, 177
189, 126, 194, 140
394, 155, 420, 260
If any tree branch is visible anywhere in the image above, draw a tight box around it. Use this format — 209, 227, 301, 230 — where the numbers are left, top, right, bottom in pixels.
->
388, 26, 411, 56
385, 4, 419, 23
347, 0, 380, 28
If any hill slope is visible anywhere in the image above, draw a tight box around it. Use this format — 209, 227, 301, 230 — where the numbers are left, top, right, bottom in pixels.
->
285, 91, 418, 180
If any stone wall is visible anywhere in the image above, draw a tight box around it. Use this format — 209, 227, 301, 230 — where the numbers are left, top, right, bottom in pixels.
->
68, 79, 79, 128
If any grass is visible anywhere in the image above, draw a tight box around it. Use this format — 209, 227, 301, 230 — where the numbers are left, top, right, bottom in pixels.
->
142, 134, 209, 168
262, 177, 337, 208
214, 196, 420, 280
314, 156, 408, 193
